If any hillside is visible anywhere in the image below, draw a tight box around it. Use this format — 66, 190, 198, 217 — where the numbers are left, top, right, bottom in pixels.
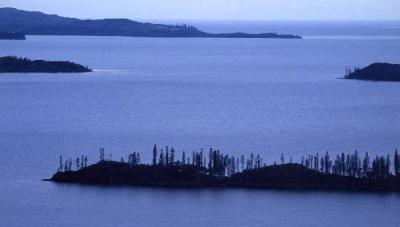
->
344, 63, 400, 81
0, 7, 301, 39
0, 56, 92, 73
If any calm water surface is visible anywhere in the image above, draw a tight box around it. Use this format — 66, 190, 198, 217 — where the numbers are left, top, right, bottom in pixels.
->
0, 22, 400, 226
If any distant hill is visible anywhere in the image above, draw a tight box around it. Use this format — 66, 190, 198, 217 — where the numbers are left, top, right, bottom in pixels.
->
344, 63, 400, 81
0, 56, 92, 73
0, 7, 301, 39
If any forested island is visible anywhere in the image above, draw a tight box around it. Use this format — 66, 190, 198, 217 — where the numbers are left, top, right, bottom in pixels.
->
0, 32, 26, 40
0, 7, 301, 39
48, 146, 400, 192
344, 63, 400, 81
0, 56, 92, 73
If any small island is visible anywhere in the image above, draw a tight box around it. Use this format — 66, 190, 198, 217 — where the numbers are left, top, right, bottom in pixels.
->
0, 32, 26, 40
47, 146, 400, 192
344, 63, 400, 81
0, 56, 92, 73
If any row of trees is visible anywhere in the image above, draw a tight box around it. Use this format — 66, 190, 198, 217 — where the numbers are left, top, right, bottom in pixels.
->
59, 145, 400, 180
151, 145, 264, 176
300, 150, 400, 179
58, 155, 88, 172
344, 67, 361, 79
124, 152, 141, 166
152, 146, 400, 178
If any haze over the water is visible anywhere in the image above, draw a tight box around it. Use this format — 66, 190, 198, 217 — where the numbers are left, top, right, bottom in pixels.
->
2, 0, 400, 21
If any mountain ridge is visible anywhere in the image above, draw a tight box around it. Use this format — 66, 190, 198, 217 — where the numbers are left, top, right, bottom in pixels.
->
0, 7, 301, 39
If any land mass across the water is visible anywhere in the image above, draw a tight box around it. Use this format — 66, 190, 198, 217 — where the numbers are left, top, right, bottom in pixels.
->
0, 56, 92, 73
344, 63, 400, 82
0, 32, 26, 40
47, 147, 400, 192
48, 161, 400, 192
0, 7, 301, 39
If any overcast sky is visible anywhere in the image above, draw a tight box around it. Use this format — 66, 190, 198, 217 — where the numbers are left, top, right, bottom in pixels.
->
2, 0, 400, 21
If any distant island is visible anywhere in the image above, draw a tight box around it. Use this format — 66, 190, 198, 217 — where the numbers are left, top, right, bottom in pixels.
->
344, 63, 400, 81
47, 146, 400, 192
0, 56, 92, 73
0, 7, 301, 39
0, 32, 26, 40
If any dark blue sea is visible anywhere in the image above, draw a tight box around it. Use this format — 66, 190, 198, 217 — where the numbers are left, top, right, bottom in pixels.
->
1, 21, 400, 226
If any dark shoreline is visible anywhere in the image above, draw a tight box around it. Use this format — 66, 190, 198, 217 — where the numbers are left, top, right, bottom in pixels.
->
44, 179, 400, 195
0, 32, 26, 40
48, 161, 400, 192
0, 56, 92, 73
344, 63, 400, 82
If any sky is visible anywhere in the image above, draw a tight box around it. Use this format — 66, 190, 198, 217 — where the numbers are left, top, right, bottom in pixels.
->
2, 0, 400, 21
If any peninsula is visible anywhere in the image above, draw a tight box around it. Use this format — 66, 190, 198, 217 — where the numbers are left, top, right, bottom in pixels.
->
48, 147, 400, 192
0, 32, 26, 40
0, 56, 92, 73
0, 7, 301, 39
344, 63, 400, 81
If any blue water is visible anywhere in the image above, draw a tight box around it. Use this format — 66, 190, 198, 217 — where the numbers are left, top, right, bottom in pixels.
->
0, 21, 400, 226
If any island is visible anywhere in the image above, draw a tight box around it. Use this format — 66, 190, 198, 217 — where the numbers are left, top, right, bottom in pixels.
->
0, 56, 92, 73
344, 63, 400, 81
0, 7, 301, 39
0, 32, 26, 40
47, 146, 400, 192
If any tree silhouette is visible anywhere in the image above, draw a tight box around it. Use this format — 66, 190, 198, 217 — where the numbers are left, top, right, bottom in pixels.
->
58, 155, 63, 172
181, 151, 186, 165
99, 148, 105, 161
165, 146, 169, 166
170, 147, 175, 166
363, 152, 370, 176
394, 150, 399, 176
152, 144, 158, 166
159, 149, 165, 166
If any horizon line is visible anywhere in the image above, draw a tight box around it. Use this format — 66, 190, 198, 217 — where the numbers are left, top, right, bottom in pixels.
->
2, 7, 400, 23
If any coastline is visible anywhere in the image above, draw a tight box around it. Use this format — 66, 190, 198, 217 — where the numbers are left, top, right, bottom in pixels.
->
48, 161, 400, 192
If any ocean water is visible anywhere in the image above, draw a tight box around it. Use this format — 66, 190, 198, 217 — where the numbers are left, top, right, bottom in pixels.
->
0, 21, 400, 226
